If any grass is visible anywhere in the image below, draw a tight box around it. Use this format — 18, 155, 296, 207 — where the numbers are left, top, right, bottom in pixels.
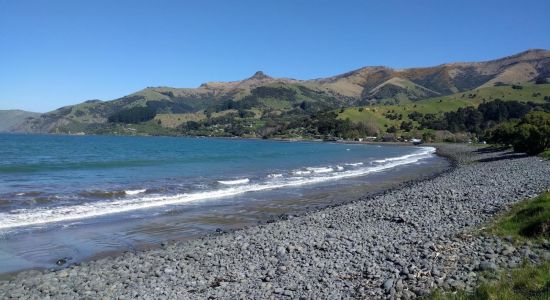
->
429, 260, 550, 300
428, 192, 550, 299
486, 192, 550, 243
540, 150, 550, 160
338, 83, 550, 134
155, 112, 206, 128
338, 107, 393, 127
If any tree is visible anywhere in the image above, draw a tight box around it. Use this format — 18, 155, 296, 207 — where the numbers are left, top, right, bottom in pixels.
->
185, 121, 201, 131
488, 111, 550, 155
513, 111, 550, 154
108, 106, 156, 123
488, 121, 518, 145
422, 131, 436, 143
400, 121, 413, 132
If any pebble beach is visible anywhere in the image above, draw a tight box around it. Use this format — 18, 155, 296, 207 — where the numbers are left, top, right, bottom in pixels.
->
1, 144, 549, 299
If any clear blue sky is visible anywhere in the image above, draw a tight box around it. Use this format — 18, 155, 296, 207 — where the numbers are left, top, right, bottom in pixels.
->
1, 0, 549, 112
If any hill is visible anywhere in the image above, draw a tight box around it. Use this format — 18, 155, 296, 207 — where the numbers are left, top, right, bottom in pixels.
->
0, 110, 41, 132
339, 81, 550, 131
11, 49, 550, 135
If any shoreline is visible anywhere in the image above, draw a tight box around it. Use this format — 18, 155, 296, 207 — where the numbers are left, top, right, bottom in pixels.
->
1, 144, 549, 298
0, 146, 450, 280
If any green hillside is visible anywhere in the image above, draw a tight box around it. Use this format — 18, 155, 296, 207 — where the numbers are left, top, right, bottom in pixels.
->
338, 83, 550, 133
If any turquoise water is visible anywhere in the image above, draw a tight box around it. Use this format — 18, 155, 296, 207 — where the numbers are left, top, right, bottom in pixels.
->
0, 134, 446, 274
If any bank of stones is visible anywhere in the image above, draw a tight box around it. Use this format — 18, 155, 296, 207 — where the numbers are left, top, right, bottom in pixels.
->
1, 144, 549, 299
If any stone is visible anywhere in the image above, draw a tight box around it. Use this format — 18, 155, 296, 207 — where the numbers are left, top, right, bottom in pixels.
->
478, 261, 497, 271
383, 278, 394, 293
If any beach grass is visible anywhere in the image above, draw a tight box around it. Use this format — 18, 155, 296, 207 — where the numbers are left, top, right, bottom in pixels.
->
428, 192, 550, 299
486, 192, 550, 244
428, 260, 550, 300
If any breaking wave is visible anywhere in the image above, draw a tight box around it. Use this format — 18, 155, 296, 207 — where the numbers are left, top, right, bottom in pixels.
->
218, 178, 250, 185
0, 147, 436, 230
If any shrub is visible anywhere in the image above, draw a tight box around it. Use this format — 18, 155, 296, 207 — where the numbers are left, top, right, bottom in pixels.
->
535, 78, 548, 84
108, 106, 156, 124
422, 130, 436, 143
400, 121, 414, 132
489, 111, 550, 155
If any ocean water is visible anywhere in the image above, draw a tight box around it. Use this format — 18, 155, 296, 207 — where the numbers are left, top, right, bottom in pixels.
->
0, 134, 448, 275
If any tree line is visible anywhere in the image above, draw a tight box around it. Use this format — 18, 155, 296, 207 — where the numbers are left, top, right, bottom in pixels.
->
412, 100, 550, 154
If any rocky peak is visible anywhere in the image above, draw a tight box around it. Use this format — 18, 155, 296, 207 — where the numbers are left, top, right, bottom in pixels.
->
248, 71, 271, 80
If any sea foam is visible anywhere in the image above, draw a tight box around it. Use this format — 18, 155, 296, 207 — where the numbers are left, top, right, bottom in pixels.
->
306, 167, 334, 173
125, 189, 147, 196
0, 147, 436, 231
218, 178, 250, 185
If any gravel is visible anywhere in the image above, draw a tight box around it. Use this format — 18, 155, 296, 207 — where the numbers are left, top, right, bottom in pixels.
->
1, 144, 549, 299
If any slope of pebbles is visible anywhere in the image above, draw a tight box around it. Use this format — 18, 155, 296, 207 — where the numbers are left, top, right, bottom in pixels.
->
1, 144, 549, 299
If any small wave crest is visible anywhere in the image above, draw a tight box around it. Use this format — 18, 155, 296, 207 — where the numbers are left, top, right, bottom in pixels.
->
0, 146, 436, 231
374, 147, 435, 164
218, 178, 250, 185
125, 189, 147, 196
306, 167, 334, 174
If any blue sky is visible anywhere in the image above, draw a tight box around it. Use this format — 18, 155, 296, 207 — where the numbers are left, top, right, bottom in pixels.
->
1, 0, 550, 112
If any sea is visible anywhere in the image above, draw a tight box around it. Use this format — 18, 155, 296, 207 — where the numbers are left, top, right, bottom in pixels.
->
0, 134, 449, 275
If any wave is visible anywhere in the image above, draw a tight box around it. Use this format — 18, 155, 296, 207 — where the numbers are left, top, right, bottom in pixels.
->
374, 147, 435, 164
125, 189, 147, 196
345, 162, 364, 166
293, 170, 311, 175
0, 147, 436, 231
79, 190, 126, 198
218, 178, 250, 185
306, 167, 334, 174
268, 173, 283, 178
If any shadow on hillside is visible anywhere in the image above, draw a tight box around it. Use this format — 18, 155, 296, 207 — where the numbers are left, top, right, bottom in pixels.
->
477, 152, 529, 163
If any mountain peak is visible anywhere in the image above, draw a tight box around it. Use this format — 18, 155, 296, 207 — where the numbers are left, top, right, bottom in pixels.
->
248, 71, 271, 80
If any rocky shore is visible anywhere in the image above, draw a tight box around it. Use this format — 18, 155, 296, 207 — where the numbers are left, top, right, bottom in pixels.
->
1, 144, 549, 299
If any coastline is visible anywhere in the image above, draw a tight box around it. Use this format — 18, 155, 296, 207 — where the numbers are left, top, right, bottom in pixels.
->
0, 143, 449, 280
1, 144, 549, 299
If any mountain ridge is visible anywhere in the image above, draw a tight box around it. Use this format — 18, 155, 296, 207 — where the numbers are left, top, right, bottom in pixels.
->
0, 110, 42, 132
11, 49, 550, 133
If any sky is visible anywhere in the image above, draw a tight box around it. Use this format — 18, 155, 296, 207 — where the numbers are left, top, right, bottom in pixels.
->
1, 0, 550, 112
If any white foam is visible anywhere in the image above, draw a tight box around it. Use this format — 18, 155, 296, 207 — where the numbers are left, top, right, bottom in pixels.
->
218, 178, 250, 185
0, 146, 436, 231
125, 189, 147, 196
293, 170, 311, 175
268, 173, 283, 178
306, 167, 334, 173
336, 165, 344, 171
374, 147, 436, 164
345, 162, 364, 166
